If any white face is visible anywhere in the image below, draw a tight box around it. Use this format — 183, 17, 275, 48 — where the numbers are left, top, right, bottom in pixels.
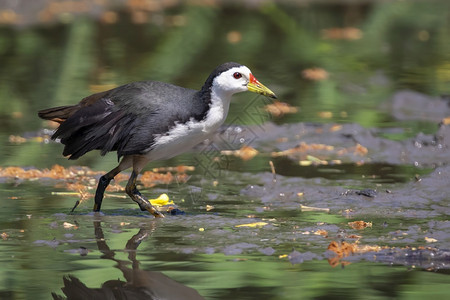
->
212, 66, 252, 96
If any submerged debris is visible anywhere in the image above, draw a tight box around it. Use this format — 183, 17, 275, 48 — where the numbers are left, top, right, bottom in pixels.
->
0, 165, 191, 208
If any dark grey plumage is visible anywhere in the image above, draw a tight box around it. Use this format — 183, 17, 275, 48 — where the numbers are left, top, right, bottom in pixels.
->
39, 62, 243, 160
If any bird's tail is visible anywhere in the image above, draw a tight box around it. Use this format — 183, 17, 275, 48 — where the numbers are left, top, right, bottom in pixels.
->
38, 105, 80, 124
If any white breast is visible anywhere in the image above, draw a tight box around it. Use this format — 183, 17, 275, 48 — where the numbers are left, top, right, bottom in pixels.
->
146, 90, 231, 161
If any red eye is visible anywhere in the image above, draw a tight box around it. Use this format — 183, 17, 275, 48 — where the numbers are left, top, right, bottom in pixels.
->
233, 72, 242, 79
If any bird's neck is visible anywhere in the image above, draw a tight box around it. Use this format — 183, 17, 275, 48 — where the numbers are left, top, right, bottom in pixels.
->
196, 86, 232, 132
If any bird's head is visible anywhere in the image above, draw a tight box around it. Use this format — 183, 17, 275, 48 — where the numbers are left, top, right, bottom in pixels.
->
209, 63, 277, 99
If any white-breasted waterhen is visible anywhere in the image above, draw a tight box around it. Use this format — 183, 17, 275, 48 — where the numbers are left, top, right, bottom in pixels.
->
38, 62, 277, 217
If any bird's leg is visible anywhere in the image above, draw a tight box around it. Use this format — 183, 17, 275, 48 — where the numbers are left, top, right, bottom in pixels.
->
91, 156, 133, 212
92, 167, 121, 212
125, 168, 165, 218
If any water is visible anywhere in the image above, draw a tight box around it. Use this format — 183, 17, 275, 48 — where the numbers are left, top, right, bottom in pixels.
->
1, 1, 450, 299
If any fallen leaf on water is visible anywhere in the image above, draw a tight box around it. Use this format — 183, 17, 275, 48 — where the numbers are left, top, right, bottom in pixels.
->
314, 229, 328, 237
327, 241, 356, 267
152, 165, 195, 173
321, 27, 363, 40
264, 101, 298, 117
300, 204, 330, 213
318, 111, 333, 119
206, 205, 214, 211
442, 117, 450, 125
8, 135, 27, 144
63, 222, 78, 229
271, 142, 334, 158
235, 222, 268, 228
149, 193, 173, 207
348, 221, 373, 230
353, 144, 368, 156
221, 145, 259, 161
302, 68, 329, 81
346, 234, 362, 240
227, 30, 242, 44
329, 124, 343, 132
424, 237, 438, 243
140, 171, 188, 187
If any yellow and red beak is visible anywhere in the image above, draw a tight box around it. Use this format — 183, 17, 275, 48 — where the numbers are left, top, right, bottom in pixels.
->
247, 73, 277, 99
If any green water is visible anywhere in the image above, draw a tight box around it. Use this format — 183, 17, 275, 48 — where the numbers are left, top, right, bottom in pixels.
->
1, 1, 450, 299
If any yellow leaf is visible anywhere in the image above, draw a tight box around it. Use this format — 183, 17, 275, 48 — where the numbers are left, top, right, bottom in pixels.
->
63, 222, 77, 229
300, 204, 330, 212
235, 222, 268, 228
149, 193, 174, 206
424, 237, 438, 243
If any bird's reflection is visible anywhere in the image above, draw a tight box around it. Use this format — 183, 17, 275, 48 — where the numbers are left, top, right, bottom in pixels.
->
52, 219, 204, 300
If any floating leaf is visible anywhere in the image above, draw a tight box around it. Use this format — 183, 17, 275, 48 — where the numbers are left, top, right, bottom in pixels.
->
302, 68, 329, 81
221, 145, 259, 161
235, 222, 268, 228
321, 27, 363, 40
149, 193, 173, 207
314, 229, 328, 237
264, 101, 298, 117
63, 222, 77, 229
348, 221, 373, 230
300, 204, 330, 213
424, 237, 438, 243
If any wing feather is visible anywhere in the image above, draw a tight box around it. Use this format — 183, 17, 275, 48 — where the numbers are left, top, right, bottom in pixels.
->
46, 81, 208, 160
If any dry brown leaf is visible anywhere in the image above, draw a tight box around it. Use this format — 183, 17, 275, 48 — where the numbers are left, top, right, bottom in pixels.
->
227, 30, 242, 44
8, 135, 27, 144
329, 125, 343, 132
327, 241, 356, 267
348, 221, 373, 230
318, 111, 333, 119
264, 101, 298, 117
442, 117, 450, 125
314, 229, 328, 237
424, 237, 438, 243
271, 142, 334, 158
327, 240, 386, 266
152, 165, 195, 173
100, 11, 118, 24
353, 144, 368, 156
139, 171, 189, 187
221, 145, 259, 161
302, 68, 329, 81
321, 27, 363, 40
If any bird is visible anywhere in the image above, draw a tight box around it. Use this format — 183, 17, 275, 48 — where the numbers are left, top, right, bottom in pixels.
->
38, 62, 277, 218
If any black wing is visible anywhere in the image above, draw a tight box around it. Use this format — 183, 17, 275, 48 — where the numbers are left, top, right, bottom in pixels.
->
52, 81, 210, 160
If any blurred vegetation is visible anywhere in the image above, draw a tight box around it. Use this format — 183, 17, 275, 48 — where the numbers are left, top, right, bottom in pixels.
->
0, 0, 449, 170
